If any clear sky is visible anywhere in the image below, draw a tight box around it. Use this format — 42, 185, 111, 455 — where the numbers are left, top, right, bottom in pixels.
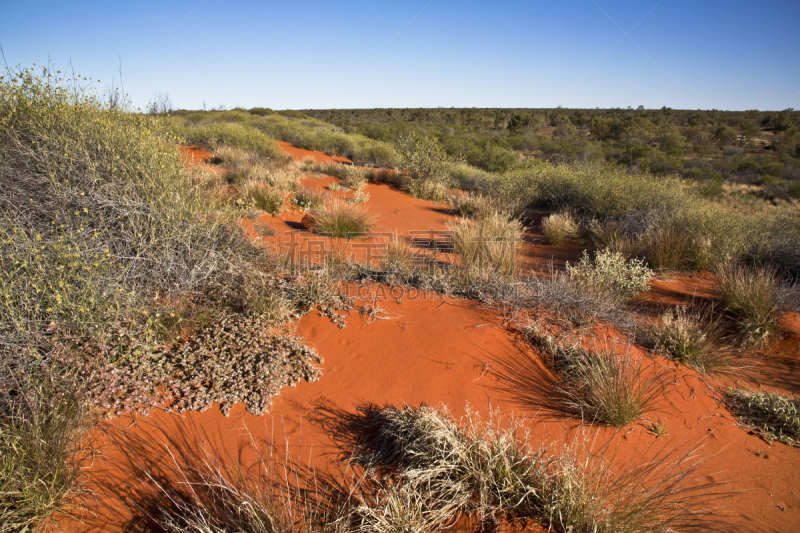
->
2, 0, 799, 111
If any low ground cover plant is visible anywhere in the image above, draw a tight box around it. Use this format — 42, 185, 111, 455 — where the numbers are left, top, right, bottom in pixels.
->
726, 389, 800, 446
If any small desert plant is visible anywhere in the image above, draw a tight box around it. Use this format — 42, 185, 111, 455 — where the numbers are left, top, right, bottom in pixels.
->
727, 389, 800, 446
525, 268, 634, 328
542, 211, 579, 245
349, 189, 370, 204
568, 249, 653, 299
648, 306, 730, 373
327, 182, 342, 191
408, 178, 449, 201
450, 212, 521, 279
240, 181, 285, 215
342, 167, 368, 191
641, 226, 712, 271
714, 262, 780, 346
293, 187, 329, 211
448, 192, 517, 220
312, 199, 376, 239
541, 339, 664, 427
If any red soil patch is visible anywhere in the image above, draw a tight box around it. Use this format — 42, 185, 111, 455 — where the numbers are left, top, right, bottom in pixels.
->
276, 140, 352, 165
179, 144, 213, 165
60, 144, 800, 532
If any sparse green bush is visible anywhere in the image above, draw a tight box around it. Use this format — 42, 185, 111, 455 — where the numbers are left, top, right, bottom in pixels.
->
727, 389, 800, 446
567, 249, 653, 299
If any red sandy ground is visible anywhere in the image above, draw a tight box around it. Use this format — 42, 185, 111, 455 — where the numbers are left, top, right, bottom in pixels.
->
59, 145, 800, 532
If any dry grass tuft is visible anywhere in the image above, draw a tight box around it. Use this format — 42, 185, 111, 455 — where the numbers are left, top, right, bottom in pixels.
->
714, 262, 780, 346
351, 405, 728, 532
450, 212, 521, 279
311, 199, 376, 239
542, 211, 579, 245
647, 306, 732, 373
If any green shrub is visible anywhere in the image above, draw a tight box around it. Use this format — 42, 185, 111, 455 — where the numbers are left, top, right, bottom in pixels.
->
396, 133, 448, 181
567, 249, 653, 299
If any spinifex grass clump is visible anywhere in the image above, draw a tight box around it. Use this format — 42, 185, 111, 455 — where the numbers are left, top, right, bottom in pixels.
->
450, 212, 521, 279
551, 344, 663, 427
0, 370, 87, 532
648, 306, 731, 373
350, 405, 726, 533
239, 181, 285, 215
293, 186, 329, 211
714, 262, 781, 346
542, 211, 579, 245
310, 199, 376, 238
727, 389, 800, 446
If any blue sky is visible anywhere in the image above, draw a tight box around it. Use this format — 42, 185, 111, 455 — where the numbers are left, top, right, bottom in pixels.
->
2, 0, 799, 111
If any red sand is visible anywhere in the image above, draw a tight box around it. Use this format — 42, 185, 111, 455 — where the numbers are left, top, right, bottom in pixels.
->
59, 143, 800, 532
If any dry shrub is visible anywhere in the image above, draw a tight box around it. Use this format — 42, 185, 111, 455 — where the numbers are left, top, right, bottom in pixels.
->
567, 249, 653, 299
450, 212, 521, 279
525, 268, 633, 328
542, 211, 579, 245
714, 262, 780, 346
448, 192, 517, 220
342, 167, 369, 191
408, 178, 449, 201
640, 227, 712, 271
